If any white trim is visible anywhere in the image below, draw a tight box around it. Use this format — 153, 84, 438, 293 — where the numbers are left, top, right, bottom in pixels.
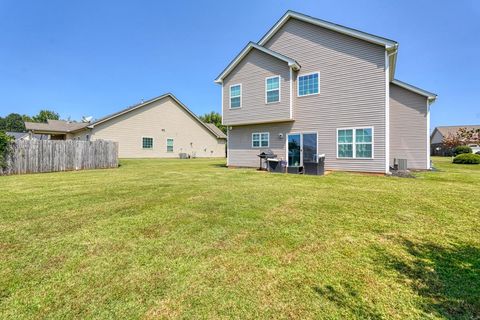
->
385, 51, 390, 173
223, 118, 294, 127
229, 84, 242, 109
427, 101, 431, 169
258, 11, 398, 49
391, 79, 436, 101
214, 42, 300, 83
226, 128, 230, 166
297, 72, 320, 97
336, 127, 375, 159
289, 68, 293, 119
221, 81, 224, 125
265, 75, 281, 104
252, 132, 270, 148
142, 136, 154, 149
166, 137, 174, 153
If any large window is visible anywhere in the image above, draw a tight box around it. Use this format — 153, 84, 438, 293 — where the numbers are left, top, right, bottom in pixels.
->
337, 127, 373, 158
252, 132, 269, 148
230, 84, 242, 108
166, 138, 174, 152
265, 76, 280, 104
142, 137, 153, 149
298, 72, 319, 97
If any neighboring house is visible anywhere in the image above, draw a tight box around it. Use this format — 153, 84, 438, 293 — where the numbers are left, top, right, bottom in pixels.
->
215, 11, 437, 173
24, 120, 89, 140
25, 93, 227, 158
5, 131, 48, 140
431, 125, 480, 156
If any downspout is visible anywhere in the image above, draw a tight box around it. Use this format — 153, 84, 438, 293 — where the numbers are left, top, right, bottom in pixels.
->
385, 47, 397, 173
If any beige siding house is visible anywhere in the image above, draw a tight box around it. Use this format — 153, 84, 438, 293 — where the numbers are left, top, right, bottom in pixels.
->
215, 11, 436, 173
26, 94, 226, 158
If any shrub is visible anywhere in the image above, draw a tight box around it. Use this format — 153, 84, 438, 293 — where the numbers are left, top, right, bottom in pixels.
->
452, 153, 480, 164
454, 145, 472, 155
0, 131, 13, 170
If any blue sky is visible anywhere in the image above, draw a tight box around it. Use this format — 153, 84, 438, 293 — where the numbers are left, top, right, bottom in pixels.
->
0, 0, 479, 130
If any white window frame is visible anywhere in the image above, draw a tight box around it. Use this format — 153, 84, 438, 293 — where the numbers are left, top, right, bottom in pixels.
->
297, 72, 320, 97
252, 132, 270, 148
229, 84, 242, 109
142, 136, 154, 149
336, 127, 374, 159
265, 75, 281, 104
166, 137, 174, 153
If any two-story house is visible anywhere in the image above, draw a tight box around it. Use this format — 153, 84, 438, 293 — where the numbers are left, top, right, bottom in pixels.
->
215, 11, 436, 173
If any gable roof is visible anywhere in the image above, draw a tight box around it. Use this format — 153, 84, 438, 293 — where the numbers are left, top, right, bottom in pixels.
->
88, 93, 227, 139
391, 79, 437, 101
258, 11, 399, 79
25, 119, 89, 133
259, 10, 398, 49
204, 123, 227, 139
215, 11, 399, 84
214, 42, 301, 83
432, 125, 480, 139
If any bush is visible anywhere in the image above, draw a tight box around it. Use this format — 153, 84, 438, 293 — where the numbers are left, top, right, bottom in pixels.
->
454, 145, 472, 155
453, 153, 480, 164
0, 131, 13, 170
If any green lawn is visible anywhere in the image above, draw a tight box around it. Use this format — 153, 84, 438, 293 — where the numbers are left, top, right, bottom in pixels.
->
0, 157, 479, 319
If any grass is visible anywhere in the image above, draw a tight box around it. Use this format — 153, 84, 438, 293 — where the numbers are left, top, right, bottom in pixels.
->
0, 157, 479, 319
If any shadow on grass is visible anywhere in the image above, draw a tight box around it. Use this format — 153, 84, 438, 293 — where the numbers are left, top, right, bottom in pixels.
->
208, 163, 228, 168
313, 282, 382, 319
378, 238, 480, 318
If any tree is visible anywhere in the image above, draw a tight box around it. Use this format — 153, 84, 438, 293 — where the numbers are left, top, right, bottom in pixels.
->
199, 111, 226, 134
4, 113, 25, 132
32, 110, 60, 123
0, 117, 5, 131
22, 114, 33, 123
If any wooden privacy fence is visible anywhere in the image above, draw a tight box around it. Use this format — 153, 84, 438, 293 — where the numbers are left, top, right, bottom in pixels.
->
1, 140, 118, 175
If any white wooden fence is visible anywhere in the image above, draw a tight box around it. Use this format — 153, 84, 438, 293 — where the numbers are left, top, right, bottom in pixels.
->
0, 140, 118, 175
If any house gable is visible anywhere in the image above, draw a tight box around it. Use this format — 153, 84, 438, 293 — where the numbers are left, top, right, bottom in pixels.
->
89, 95, 225, 158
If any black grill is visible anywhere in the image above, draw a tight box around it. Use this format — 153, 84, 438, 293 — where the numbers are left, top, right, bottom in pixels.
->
257, 151, 276, 170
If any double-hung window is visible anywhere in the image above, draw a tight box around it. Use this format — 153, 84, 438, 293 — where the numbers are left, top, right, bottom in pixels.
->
252, 132, 269, 148
166, 138, 174, 152
298, 72, 320, 96
337, 127, 373, 158
230, 84, 241, 108
142, 137, 153, 149
265, 76, 280, 103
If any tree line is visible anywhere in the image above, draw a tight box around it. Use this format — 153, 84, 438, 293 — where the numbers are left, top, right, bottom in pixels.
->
0, 110, 60, 132
1, 109, 225, 134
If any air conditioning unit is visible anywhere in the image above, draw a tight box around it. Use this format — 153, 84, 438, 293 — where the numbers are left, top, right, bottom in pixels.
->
398, 159, 408, 171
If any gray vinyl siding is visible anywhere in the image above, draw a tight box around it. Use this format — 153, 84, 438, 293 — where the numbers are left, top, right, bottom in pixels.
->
389, 83, 428, 169
260, 18, 387, 173
431, 130, 443, 144
228, 122, 293, 167
222, 49, 291, 125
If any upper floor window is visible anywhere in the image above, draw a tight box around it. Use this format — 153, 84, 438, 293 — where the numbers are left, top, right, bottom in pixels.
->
298, 72, 320, 97
265, 76, 280, 104
252, 132, 269, 148
166, 138, 174, 152
142, 137, 153, 149
337, 127, 373, 159
230, 84, 242, 108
